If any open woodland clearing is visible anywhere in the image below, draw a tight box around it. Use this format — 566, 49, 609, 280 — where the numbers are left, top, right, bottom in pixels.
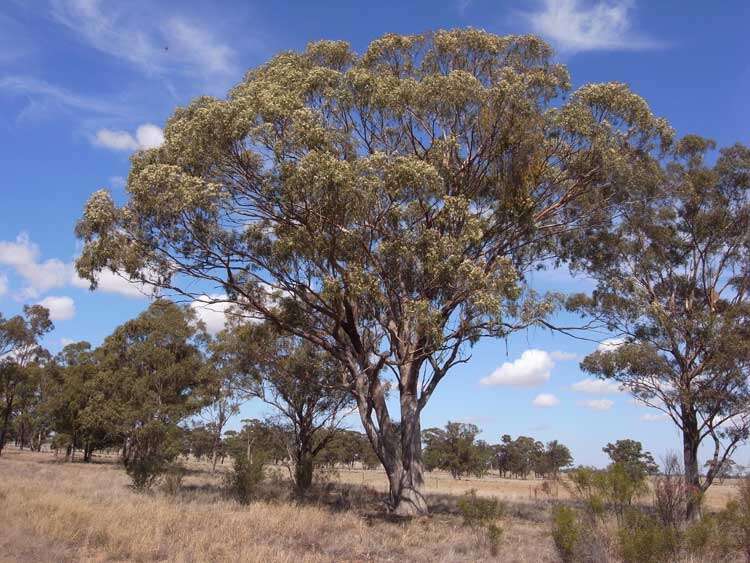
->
1, 448, 745, 562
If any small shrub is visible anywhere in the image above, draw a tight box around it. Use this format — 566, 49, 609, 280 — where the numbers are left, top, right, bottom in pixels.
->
618, 509, 679, 563
457, 490, 504, 556
683, 515, 714, 558
457, 489, 504, 527
653, 453, 688, 526
551, 505, 580, 563
565, 466, 605, 516
486, 522, 502, 557
161, 464, 185, 496
715, 476, 750, 560
127, 455, 164, 491
224, 453, 265, 505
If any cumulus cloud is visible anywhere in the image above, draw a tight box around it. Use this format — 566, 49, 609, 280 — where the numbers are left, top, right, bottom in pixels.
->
524, 0, 661, 54
0, 233, 69, 298
37, 295, 76, 321
571, 378, 622, 395
581, 398, 614, 411
70, 269, 154, 299
94, 123, 164, 152
533, 393, 560, 407
190, 294, 232, 335
481, 349, 554, 387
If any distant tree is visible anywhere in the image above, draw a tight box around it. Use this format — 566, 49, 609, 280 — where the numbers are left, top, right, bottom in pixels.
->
603, 439, 658, 478
199, 328, 255, 471
93, 300, 211, 486
540, 440, 574, 477
498, 435, 545, 479
572, 138, 750, 519
422, 421, 487, 479
47, 341, 101, 461
319, 429, 380, 469
0, 305, 52, 456
236, 324, 353, 495
75, 30, 670, 515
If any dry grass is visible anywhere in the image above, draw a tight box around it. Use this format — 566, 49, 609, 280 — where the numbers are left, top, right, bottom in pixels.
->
0, 450, 558, 562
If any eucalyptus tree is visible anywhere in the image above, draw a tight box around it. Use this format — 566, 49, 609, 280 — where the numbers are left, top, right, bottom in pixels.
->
200, 328, 256, 471
0, 305, 52, 456
572, 137, 750, 519
236, 323, 353, 494
75, 30, 670, 514
92, 300, 211, 483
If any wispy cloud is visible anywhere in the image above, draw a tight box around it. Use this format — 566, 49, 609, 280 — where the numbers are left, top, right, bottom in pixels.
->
0, 75, 125, 119
49, 0, 238, 78
571, 378, 622, 395
523, 0, 662, 54
581, 398, 614, 411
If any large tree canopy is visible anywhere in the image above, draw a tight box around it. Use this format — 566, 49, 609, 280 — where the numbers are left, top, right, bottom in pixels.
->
75, 29, 670, 514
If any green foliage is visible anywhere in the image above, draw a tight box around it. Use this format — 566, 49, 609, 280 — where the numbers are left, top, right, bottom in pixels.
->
617, 509, 679, 563
224, 453, 266, 505
551, 505, 580, 563
126, 421, 183, 491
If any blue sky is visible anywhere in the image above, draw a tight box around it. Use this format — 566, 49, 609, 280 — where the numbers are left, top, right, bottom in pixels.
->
1, 0, 748, 467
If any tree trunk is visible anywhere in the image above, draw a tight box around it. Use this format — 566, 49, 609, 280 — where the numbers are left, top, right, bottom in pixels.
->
0, 396, 12, 456
295, 449, 314, 495
682, 410, 702, 521
392, 390, 428, 516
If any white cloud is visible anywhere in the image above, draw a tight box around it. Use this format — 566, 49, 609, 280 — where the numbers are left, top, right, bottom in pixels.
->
60, 337, 76, 347
481, 349, 554, 387
533, 393, 560, 407
581, 398, 614, 411
598, 337, 625, 352
550, 350, 577, 361
190, 294, 231, 335
50, 1, 237, 77
641, 412, 668, 422
0, 273, 7, 296
37, 295, 76, 321
0, 233, 69, 298
524, 0, 661, 54
571, 378, 622, 395
94, 123, 164, 152
71, 269, 153, 299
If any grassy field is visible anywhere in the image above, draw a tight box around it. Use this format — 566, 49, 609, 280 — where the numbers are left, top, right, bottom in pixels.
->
0, 448, 741, 562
